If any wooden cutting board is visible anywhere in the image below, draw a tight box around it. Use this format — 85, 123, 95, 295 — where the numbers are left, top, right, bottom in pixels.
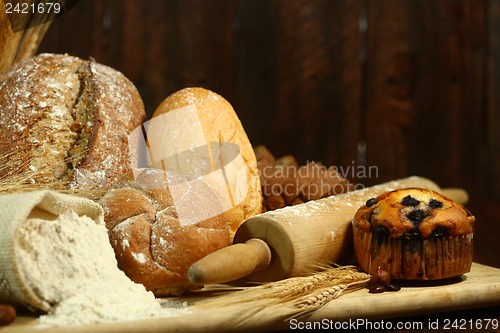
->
5, 263, 500, 333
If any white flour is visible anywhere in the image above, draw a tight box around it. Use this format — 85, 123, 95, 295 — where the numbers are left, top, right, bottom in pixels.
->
14, 210, 189, 327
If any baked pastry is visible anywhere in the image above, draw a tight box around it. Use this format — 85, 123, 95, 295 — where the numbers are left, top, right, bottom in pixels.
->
99, 170, 230, 296
352, 188, 475, 280
100, 87, 262, 295
254, 145, 355, 212
0, 53, 146, 191
136, 87, 262, 236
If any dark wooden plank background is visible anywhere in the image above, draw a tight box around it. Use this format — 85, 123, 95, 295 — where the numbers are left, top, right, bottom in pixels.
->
37, 0, 499, 201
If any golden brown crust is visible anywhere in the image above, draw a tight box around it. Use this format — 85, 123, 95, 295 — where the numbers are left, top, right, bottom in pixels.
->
0, 54, 81, 182
352, 188, 475, 280
151, 87, 262, 237
99, 88, 261, 294
72, 60, 146, 190
99, 169, 231, 296
353, 188, 474, 238
100, 187, 156, 230
0, 53, 146, 191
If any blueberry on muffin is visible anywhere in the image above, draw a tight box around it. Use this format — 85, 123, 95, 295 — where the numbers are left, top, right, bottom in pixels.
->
352, 188, 475, 280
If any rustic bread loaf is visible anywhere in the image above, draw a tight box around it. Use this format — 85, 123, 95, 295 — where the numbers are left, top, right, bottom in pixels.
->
0, 53, 146, 191
99, 170, 231, 296
100, 87, 262, 295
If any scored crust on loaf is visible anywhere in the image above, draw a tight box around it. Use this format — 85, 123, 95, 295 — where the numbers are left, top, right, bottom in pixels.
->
100, 87, 261, 294
99, 169, 231, 296
0, 53, 146, 191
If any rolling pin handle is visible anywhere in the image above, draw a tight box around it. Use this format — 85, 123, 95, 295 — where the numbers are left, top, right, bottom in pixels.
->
187, 238, 272, 285
245, 238, 272, 270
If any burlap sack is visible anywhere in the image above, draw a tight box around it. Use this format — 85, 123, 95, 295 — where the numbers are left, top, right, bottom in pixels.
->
0, 190, 103, 311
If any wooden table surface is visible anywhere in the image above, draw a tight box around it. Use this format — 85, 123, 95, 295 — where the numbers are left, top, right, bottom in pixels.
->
419, 199, 500, 333
3, 200, 499, 332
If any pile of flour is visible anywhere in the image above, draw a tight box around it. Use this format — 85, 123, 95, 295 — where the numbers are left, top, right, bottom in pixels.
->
14, 210, 188, 327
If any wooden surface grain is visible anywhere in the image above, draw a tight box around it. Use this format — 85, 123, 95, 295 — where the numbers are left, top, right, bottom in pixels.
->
4, 263, 500, 333
2, 1, 499, 331
35, 0, 499, 202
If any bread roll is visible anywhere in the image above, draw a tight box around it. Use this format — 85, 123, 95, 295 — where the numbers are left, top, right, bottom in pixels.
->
148, 87, 262, 234
100, 87, 262, 295
100, 170, 231, 295
0, 53, 146, 191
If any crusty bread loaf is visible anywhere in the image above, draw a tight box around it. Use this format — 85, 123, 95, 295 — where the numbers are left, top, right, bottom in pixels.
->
0, 53, 146, 191
100, 170, 231, 296
100, 87, 262, 295
150, 87, 262, 236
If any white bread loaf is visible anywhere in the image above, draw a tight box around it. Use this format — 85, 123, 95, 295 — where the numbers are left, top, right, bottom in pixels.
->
149, 87, 262, 232
99, 87, 262, 295
0, 53, 146, 191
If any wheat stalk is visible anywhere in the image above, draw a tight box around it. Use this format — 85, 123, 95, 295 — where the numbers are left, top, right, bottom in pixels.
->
194, 264, 370, 321
295, 284, 351, 309
0, 149, 105, 199
287, 278, 369, 318
0, 149, 62, 193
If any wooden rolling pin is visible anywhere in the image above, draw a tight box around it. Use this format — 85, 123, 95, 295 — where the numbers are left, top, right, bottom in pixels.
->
187, 176, 468, 285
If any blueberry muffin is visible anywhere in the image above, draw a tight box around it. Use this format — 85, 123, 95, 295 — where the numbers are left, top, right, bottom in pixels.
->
352, 188, 475, 280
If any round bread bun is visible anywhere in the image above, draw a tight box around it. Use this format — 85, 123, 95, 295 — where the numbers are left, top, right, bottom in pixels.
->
100, 87, 262, 294
99, 169, 231, 296
352, 188, 475, 280
0, 53, 146, 191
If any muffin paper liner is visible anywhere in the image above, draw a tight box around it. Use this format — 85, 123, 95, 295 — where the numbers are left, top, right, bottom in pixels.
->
353, 227, 473, 280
